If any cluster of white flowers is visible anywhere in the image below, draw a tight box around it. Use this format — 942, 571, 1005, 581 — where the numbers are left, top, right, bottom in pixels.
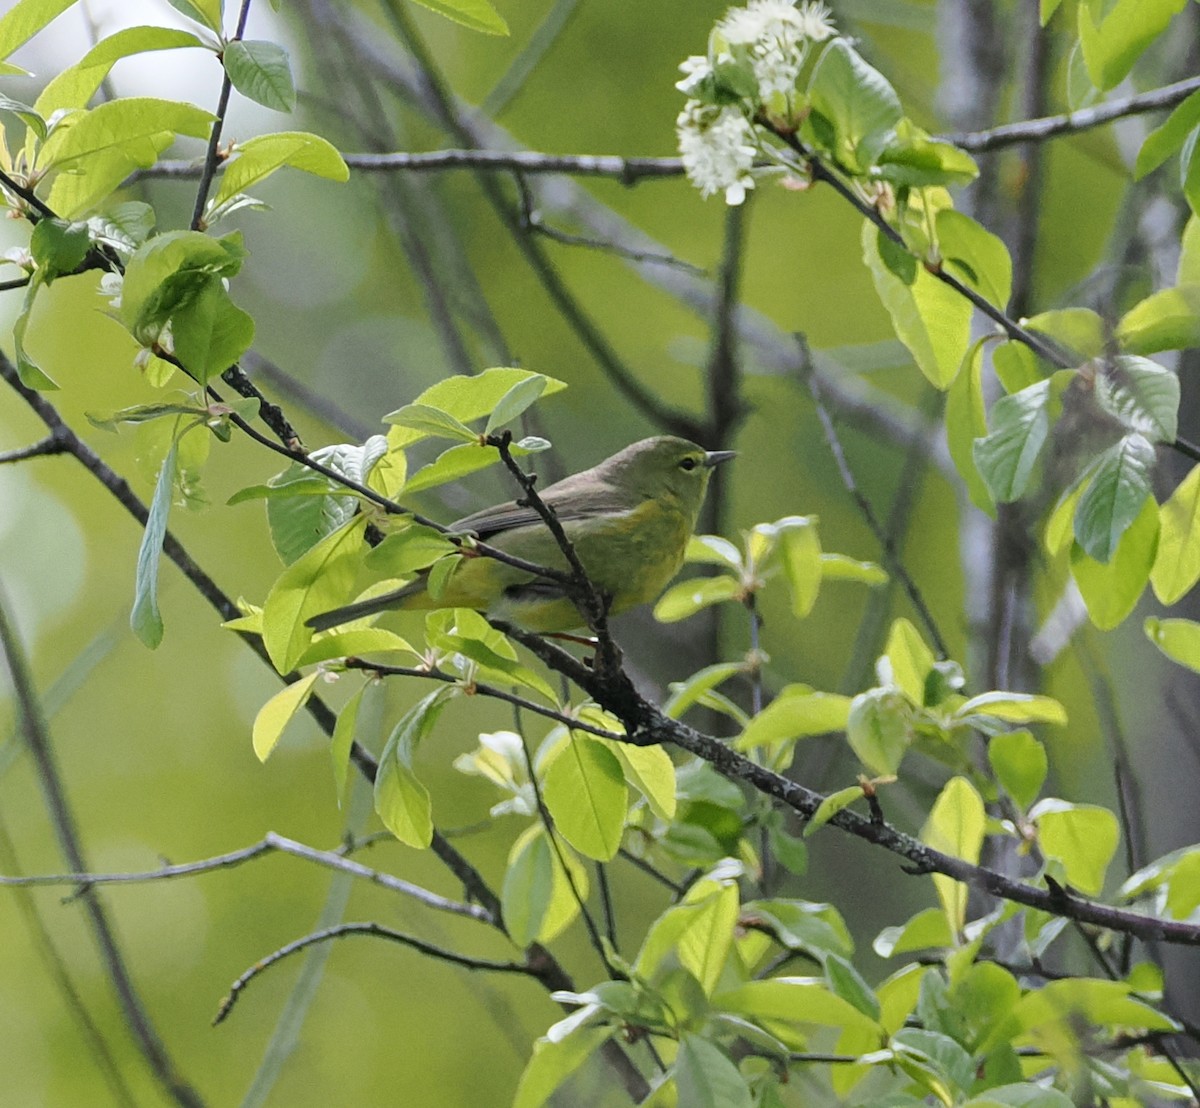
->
676, 1, 837, 204
676, 102, 759, 205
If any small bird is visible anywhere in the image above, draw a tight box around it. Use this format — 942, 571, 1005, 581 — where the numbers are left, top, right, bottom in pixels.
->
307, 436, 735, 634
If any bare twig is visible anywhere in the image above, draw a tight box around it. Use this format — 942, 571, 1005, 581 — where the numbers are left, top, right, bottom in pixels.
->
214, 922, 532, 1025
0, 431, 70, 465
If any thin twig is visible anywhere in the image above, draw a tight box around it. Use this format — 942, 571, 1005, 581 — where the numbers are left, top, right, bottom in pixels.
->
191, 0, 254, 230
0, 432, 70, 465
214, 922, 533, 1025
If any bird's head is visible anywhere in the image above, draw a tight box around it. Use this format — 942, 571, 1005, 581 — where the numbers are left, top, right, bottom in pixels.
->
602, 436, 736, 514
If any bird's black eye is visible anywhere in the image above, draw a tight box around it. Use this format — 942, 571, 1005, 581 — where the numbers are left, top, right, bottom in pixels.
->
679, 457, 698, 471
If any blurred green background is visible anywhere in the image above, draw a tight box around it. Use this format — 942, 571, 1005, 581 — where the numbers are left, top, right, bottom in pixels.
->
2, 0, 1198, 1104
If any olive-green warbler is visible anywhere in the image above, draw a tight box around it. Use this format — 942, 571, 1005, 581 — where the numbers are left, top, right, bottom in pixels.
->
308, 436, 734, 633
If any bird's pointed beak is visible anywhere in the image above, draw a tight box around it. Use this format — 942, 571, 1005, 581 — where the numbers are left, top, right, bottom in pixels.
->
703, 450, 737, 468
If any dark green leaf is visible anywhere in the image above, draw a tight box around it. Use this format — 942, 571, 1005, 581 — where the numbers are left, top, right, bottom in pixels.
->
223, 39, 295, 112
169, 277, 254, 383
1073, 433, 1157, 563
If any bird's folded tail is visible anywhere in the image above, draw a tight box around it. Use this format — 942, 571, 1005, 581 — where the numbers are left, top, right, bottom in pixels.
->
305, 580, 424, 632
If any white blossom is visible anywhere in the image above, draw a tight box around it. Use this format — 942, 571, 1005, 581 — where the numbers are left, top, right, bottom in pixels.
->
675, 55, 713, 95
677, 102, 758, 205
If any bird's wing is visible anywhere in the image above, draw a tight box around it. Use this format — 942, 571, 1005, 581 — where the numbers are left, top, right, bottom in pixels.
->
450, 477, 633, 540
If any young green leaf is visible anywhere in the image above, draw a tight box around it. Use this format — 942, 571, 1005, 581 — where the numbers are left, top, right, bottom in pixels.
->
607, 740, 676, 821
212, 131, 349, 209
170, 278, 255, 382
252, 671, 319, 761
261, 515, 369, 673
778, 516, 822, 617
502, 825, 587, 946
847, 688, 912, 776
373, 689, 449, 848
330, 681, 366, 802
542, 734, 627, 861
1071, 492, 1159, 629
653, 575, 742, 622
409, 0, 509, 35
165, 0, 224, 34
674, 1035, 753, 1108
1072, 433, 1157, 563
1138, 91, 1200, 179
936, 209, 1012, 310
1151, 462, 1200, 603
484, 373, 547, 434
973, 376, 1063, 503
808, 39, 902, 171
922, 776, 985, 933
223, 40, 295, 112
1116, 287, 1200, 355
804, 785, 863, 838
1093, 356, 1180, 441
130, 439, 178, 648
512, 1025, 613, 1108
863, 223, 972, 389
946, 338, 995, 515
955, 691, 1067, 727
384, 403, 480, 443
12, 278, 57, 390
1144, 616, 1200, 673
1030, 799, 1120, 896
987, 730, 1047, 811
735, 687, 852, 751
883, 618, 935, 705
1077, 0, 1189, 92
0, 0, 80, 74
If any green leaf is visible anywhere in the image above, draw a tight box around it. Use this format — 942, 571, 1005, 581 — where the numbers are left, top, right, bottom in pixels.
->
169, 277, 254, 382
922, 776, 985, 933
825, 954, 880, 1021
875, 129, 978, 188
847, 688, 912, 776
1151, 463, 1200, 603
165, 0, 223, 34
365, 525, 457, 577
664, 662, 744, 720
1078, 0, 1188, 91
222, 39, 295, 112
684, 534, 743, 571
936, 209, 1012, 310
212, 131, 349, 209
409, 0, 509, 35
502, 824, 587, 946
0, 0, 79, 72
946, 338, 995, 514
1180, 216, 1200, 284
1072, 492, 1159, 629
385, 368, 566, 447
1013, 977, 1177, 1034
608, 740, 676, 821
987, 730, 1047, 811
674, 1035, 752, 1108
252, 672, 319, 761
809, 39, 902, 171
1116, 287, 1200, 355
384, 403, 479, 443
973, 375, 1064, 503
1138, 91, 1200, 179
512, 1025, 612, 1108
873, 907, 953, 957
955, 691, 1067, 727
0, 93, 45, 140
891, 1027, 975, 1102
1093, 356, 1180, 440
12, 277, 57, 389
374, 690, 448, 848
819, 553, 887, 585
745, 899, 852, 959
1144, 616, 1200, 672
964, 1084, 1074, 1108
41, 98, 216, 217
635, 876, 739, 995
1073, 432, 1157, 563
29, 218, 91, 280
261, 515, 369, 673
653, 575, 741, 622
130, 439, 178, 648
805, 786, 862, 838
1040, 0, 1064, 23
542, 734, 626, 861
400, 438, 536, 494
296, 628, 415, 667
484, 373, 547, 434
883, 617, 934, 705
330, 681, 366, 803
735, 687, 852, 750
36, 26, 207, 116
713, 978, 880, 1036
779, 517, 822, 617
1030, 800, 1120, 895
863, 223, 972, 389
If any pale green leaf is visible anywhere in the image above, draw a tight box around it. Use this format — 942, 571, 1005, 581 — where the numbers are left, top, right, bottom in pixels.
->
36, 26, 207, 116
330, 682, 365, 803
223, 39, 295, 112
542, 734, 626, 861
607, 740, 676, 821
664, 662, 744, 720
987, 730, 1047, 811
922, 776, 985, 933
818, 553, 887, 585
809, 39, 902, 171
512, 1025, 612, 1108
374, 756, 432, 847
847, 688, 911, 776
1030, 800, 1120, 895
873, 907, 953, 957
212, 130, 348, 209
674, 1035, 752, 1108
409, 0, 509, 34
653, 575, 741, 622
130, 439, 178, 648
502, 824, 587, 946
863, 223, 972, 388
484, 373, 547, 434
684, 534, 743, 570
0, 0, 79, 72
635, 878, 739, 995
252, 672, 319, 761
1145, 615, 1200, 673
735, 687, 852, 750
713, 978, 881, 1036
955, 691, 1067, 726
1078, 0, 1188, 91
170, 277, 254, 382
804, 786, 862, 838
296, 628, 415, 666
1093, 356, 1180, 440
936, 209, 1012, 310
884, 617, 934, 705
384, 403, 479, 443
1151, 462, 1200, 603
165, 0, 223, 34
365, 525, 457, 576
779, 517, 821, 617
261, 515, 369, 673
1116, 287, 1200, 355
1071, 494, 1159, 629
1014, 977, 1177, 1034
973, 376, 1064, 503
